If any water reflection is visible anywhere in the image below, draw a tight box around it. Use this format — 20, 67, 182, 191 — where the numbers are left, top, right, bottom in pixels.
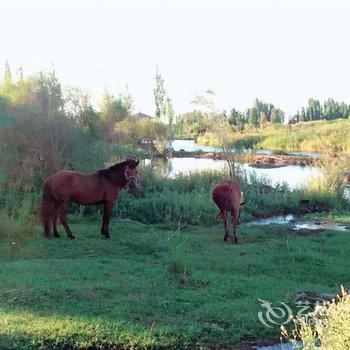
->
171, 139, 320, 158
144, 157, 323, 189
248, 215, 349, 232
344, 186, 350, 201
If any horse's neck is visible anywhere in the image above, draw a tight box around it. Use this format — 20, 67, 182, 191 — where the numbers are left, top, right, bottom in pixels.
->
108, 171, 127, 188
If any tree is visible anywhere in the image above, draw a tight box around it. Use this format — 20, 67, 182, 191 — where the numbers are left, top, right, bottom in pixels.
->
4, 61, 12, 85
64, 86, 99, 136
294, 98, 350, 122
0, 69, 112, 189
175, 110, 211, 137
192, 91, 235, 177
65, 86, 90, 117
153, 69, 166, 121
153, 69, 176, 153
289, 111, 301, 124
270, 107, 285, 124
165, 97, 175, 147
246, 99, 284, 126
229, 108, 246, 130
99, 91, 133, 142
28, 71, 64, 113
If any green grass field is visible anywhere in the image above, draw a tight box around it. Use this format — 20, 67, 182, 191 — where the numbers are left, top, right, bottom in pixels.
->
1, 217, 349, 349
197, 118, 350, 154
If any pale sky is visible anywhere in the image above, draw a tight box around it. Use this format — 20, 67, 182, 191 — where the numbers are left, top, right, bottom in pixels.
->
1, 0, 350, 118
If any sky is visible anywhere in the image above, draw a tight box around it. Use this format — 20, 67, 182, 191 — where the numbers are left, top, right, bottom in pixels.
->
1, 0, 350, 118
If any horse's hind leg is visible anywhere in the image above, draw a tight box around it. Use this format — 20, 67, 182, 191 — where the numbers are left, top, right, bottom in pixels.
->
221, 210, 229, 242
101, 201, 115, 239
57, 202, 75, 239
53, 216, 60, 238
231, 210, 239, 244
60, 214, 75, 239
43, 218, 52, 238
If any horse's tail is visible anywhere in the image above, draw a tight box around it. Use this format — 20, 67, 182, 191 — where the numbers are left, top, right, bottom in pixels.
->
41, 182, 56, 237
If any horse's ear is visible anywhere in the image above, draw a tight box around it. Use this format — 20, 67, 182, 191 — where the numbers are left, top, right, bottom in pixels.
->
128, 159, 139, 168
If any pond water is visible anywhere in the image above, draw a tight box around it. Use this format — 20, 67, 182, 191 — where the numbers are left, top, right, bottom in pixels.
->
170, 139, 320, 158
254, 343, 299, 350
248, 215, 349, 232
145, 157, 322, 189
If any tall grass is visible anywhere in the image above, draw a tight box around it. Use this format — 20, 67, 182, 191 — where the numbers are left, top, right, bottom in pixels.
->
1, 162, 348, 232
198, 119, 350, 154
281, 287, 350, 350
82, 167, 348, 227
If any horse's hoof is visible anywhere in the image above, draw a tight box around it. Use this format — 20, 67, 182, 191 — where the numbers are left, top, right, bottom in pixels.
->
68, 235, 75, 239
227, 236, 238, 244
103, 235, 110, 239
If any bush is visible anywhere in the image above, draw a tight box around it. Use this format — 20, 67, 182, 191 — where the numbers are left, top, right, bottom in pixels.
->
281, 287, 350, 350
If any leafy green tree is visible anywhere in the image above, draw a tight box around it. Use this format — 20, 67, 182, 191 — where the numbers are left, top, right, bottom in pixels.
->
289, 111, 301, 124
64, 86, 99, 136
99, 91, 133, 142
295, 98, 350, 122
100, 91, 128, 122
65, 86, 90, 116
153, 69, 166, 121
0, 64, 63, 114
246, 99, 284, 126
175, 110, 212, 138
246, 103, 260, 126
153, 70, 176, 151
0, 62, 28, 104
229, 108, 246, 129
29, 71, 64, 113
3, 61, 12, 85
306, 98, 322, 120
270, 107, 285, 124
165, 97, 175, 146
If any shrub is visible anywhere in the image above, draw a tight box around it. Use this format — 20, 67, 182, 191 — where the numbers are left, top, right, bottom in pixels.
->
281, 287, 350, 350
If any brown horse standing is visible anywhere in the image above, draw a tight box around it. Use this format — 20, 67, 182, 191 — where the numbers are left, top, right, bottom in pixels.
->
212, 179, 244, 244
41, 159, 139, 239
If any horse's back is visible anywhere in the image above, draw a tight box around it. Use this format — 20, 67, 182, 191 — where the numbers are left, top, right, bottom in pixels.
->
46, 170, 80, 188
44, 170, 99, 201
212, 179, 242, 211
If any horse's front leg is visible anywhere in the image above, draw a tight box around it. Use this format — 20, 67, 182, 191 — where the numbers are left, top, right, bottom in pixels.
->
101, 201, 115, 239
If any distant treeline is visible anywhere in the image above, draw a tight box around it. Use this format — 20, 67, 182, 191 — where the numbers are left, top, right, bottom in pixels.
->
290, 98, 350, 124
175, 98, 350, 139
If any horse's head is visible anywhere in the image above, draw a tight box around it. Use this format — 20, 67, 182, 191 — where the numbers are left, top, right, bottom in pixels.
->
124, 159, 140, 190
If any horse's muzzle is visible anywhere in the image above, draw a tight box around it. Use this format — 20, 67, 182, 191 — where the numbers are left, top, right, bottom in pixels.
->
127, 177, 139, 195
128, 181, 137, 190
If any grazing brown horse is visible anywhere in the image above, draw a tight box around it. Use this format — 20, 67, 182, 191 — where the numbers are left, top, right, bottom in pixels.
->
41, 159, 139, 239
212, 179, 244, 244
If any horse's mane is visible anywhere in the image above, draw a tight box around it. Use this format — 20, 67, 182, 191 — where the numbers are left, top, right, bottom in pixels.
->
98, 159, 138, 181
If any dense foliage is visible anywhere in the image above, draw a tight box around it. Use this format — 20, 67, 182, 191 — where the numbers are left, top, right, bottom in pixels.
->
282, 287, 350, 350
0, 64, 166, 190
197, 119, 350, 154
175, 97, 349, 144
